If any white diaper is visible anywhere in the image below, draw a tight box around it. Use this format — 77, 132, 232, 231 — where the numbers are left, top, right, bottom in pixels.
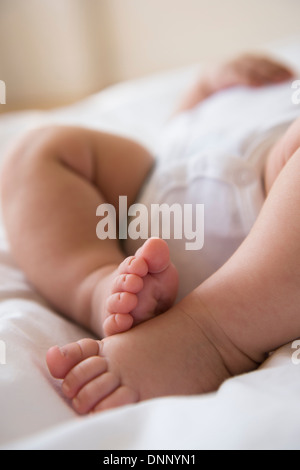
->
124, 83, 300, 301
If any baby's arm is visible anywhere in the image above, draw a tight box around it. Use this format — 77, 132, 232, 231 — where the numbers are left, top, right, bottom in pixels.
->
175, 53, 294, 114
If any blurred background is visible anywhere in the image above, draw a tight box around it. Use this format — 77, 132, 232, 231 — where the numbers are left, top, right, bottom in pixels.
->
0, 0, 300, 113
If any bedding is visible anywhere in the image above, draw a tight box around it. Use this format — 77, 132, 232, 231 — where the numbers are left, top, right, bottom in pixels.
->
1, 36, 300, 450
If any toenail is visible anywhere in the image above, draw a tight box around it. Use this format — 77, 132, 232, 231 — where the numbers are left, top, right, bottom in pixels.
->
59, 346, 68, 357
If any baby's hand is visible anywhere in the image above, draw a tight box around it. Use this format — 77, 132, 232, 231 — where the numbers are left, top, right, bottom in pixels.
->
210, 53, 294, 91
174, 53, 295, 114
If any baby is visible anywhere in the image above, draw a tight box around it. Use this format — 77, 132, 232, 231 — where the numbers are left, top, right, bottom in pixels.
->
1, 54, 300, 414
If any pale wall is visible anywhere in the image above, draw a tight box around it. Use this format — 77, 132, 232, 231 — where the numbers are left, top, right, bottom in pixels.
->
0, 0, 300, 111
105, 0, 300, 78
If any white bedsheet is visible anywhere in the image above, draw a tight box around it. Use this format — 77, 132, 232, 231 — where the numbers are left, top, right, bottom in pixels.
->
1, 36, 300, 450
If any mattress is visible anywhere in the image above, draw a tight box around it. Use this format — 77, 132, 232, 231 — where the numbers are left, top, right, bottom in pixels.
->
1, 35, 300, 450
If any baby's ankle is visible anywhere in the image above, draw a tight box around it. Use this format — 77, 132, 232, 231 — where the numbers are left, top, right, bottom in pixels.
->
74, 264, 120, 336
184, 290, 261, 378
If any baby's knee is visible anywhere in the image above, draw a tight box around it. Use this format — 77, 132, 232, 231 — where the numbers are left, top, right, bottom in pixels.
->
0, 125, 63, 204
2, 123, 87, 172
1, 125, 61, 169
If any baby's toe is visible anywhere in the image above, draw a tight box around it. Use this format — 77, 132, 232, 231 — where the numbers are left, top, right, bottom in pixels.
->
136, 238, 170, 274
72, 371, 120, 414
103, 281, 140, 336
118, 256, 148, 277
46, 338, 101, 379
111, 273, 144, 295
106, 292, 138, 314
62, 355, 108, 399
103, 313, 134, 336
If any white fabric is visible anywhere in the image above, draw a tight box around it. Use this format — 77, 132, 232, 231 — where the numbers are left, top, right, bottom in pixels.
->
0, 37, 300, 450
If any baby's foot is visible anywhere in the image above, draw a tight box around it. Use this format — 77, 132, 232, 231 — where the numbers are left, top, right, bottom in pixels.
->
46, 294, 257, 414
93, 238, 179, 337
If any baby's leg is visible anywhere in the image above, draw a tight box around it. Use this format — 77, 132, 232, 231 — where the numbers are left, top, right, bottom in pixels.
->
47, 117, 300, 413
0, 126, 178, 337
205, 116, 300, 357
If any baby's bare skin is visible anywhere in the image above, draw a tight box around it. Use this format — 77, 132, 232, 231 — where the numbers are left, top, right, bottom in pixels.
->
46, 234, 259, 414
1, 54, 299, 414
46, 300, 252, 414
92, 237, 178, 337
47, 129, 300, 413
